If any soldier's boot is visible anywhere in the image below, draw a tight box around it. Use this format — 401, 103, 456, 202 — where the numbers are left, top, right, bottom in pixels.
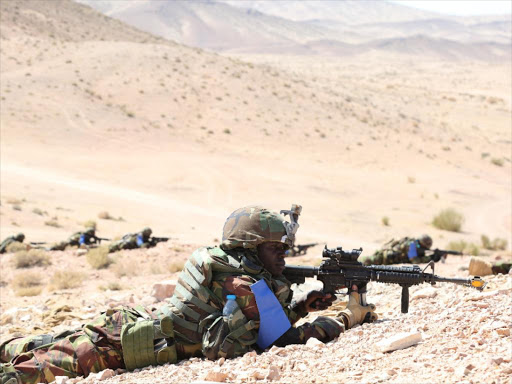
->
468, 257, 493, 276
0, 363, 20, 384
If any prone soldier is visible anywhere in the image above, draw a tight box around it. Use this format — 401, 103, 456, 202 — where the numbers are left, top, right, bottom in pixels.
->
47, 227, 108, 251
108, 228, 169, 253
0, 233, 25, 254
363, 235, 434, 265
1, 204, 376, 384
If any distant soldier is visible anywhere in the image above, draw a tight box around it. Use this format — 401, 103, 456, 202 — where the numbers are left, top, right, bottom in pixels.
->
47, 228, 106, 251
363, 235, 433, 265
0, 233, 25, 254
108, 227, 167, 253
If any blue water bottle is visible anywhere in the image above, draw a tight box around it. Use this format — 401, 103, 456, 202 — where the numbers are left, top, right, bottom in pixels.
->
223, 295, 238, 319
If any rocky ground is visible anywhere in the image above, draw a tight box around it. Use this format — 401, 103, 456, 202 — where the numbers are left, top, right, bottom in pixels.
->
1, 247, 510, 384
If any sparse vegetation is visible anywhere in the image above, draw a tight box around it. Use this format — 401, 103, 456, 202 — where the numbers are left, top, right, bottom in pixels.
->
83, 220, 97, 229
12, 271, 44, 296
44, 220, 60, 228
223, 128, 231, 134
168, 260, 185, 273
99, 282, 123, 291
113, 257, 139, 278
86, 246, 112, 269
98, 211, 113, 220
6, 198, 23, 205
13, 249, 51, 268
491, 158, 504, 167
12, 205, 21, 211
432, 208, 464, 232
381, 216, 390, 226
5, 242, 28, 253
49, 270, 84, 290
481, 235, 508, 251
32, 208, 45, 216
447, 240, 479, 256
407, 176, 416, 184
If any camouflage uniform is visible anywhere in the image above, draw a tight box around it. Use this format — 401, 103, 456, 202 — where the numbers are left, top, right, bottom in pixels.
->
48, 228, 97, 251
1, 206, 344, 384
363, 235, 433, 265
108, 228, 152, 253
0, 233, 25, 254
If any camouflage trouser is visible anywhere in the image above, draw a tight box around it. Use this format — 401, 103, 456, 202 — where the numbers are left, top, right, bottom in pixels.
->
47, 241, 70, 251
363, 250, 430, 266
0, 307, 142, 384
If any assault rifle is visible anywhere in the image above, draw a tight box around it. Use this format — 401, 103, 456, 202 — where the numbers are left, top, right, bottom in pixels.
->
149, 236, 170, 246
93, 236, 111, 244
284, 246, 485, 314
289, 243, 319, 257
427, 248, 463, 262
29, 241, 47, 245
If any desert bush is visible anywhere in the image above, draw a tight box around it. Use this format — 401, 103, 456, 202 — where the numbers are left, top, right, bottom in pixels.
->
98, 211, 113, 220
99, 282, 123, 291
13, 249, 51, 268
49, 270, 84, 290
407, 176, 416, 184
44, 220, 60, 228
12, 271, 44, 296
150, 262, 165, 275
113, 257, 139, 278
381, 216, 390, 226
32, 208, 45, 215
491, 158, 504, 167
481, 235, 507, 251
6, 198, 23, 205
168, 260, 185, 273
12, 205, 21, 211
447, 240, 479, 256
223, 128, 231, 134
5, 242, 28, 253
86, 246, 112, 269
432, 208, 464, 232
83, 220, 97, 229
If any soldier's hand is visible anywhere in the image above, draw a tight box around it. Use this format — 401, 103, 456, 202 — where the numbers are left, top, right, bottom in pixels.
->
298, 290, 336, 313
338, 285, 378, 329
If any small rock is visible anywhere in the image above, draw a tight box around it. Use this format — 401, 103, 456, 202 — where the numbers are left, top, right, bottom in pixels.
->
375, 332, 422, 353
490, 321, 507, 330
203, 368, 228, 382
412, 287, 437, 300
266, 365, 280, 381
249, 369, 265, 380
54, 376, 69, 384
217, 357, 225, 366
96, 369, 114, 381
496, 328, 510, 336
151, 280, 177, 301
306, 337, 324, 347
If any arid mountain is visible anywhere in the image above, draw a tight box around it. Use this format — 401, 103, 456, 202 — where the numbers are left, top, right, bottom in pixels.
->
75, 0, 511, 60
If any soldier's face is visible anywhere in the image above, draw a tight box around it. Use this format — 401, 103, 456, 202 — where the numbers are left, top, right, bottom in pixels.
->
257, 242, 288, 277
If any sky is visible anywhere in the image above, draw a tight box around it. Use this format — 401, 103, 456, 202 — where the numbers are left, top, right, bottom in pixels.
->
391, 0, 512, 16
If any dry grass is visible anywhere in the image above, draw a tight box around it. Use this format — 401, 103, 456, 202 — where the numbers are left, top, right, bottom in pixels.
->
49, 270, 85, 290
98, 211, 113, 220
44, 219, 60, 228
113, 256, 139, 278
447, 240, 480, 256
6, 198, 23, 205
407, 176, 416, 184
481, 235, 508, 251
83, 220, 97, 230
381, 216, 390, 226
86, 246, 112, 269
491, 158, 504, 167
432, 208, 464, 232
32, 207, 45, 215
5, 241, 28, 253
99, 282, 123, 291
12, 271, 44, 296
168, 260, 185, 273
13, 249, 51, 268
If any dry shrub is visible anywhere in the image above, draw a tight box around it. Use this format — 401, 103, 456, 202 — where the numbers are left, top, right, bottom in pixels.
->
432, 208, 464, 232
407, 176, 416, 184
99, 282, 123, 291
32, 208, 45, 215
447, 240, 479, 256
168, 260, 185, 273
381, 216, 390, 226
481, 235, 508, 251
491, 158, 504, 167
49, 270, 85, 290
86, 246, 112, 269
5, 241, 28, 253
98, 211, 113, 220
83, 220, 97, 230
44, 220, 60, 228
12, 271, 44, 296
13, 249, 51, 268
113, 256, 139, 278
6, 198, 23, 205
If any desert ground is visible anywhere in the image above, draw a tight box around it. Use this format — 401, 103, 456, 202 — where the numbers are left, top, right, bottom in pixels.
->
0, 1, 511, 383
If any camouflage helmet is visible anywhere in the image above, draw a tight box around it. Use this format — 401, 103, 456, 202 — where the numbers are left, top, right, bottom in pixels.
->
418, 234, 433, 249
222, 204, 301, 250
14, 233, 25, 242
141, 227, 152, 237
84, 227, 95, 236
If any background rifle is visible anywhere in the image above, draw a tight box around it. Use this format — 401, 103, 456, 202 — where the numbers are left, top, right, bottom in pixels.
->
289, 242, 319, 257
149, 236, 170, 246
427, 248, 463, 262
29, 241, 47, 245
284, 246, 485, 314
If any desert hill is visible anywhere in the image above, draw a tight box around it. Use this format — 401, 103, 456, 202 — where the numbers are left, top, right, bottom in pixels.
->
76, 0, 511, 60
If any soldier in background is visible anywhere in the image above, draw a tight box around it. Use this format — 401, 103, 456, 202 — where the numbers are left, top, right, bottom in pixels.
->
363, 235, 433, 265
47, 227, 103, 251
0, 233, 25, 254
108, 227, 153, 253
1, 205, 377, 384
